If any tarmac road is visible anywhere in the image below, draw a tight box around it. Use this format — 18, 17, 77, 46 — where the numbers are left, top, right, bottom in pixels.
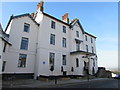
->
45, 78, 119, 88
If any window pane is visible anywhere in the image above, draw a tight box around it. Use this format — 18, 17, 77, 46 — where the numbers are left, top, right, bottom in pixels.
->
62, 38, 66, 48
85, 35, 87, 41
50, 34, 55, 45
24, 23, 30, 32
92, 47, 94, 53
49, 52, 55, 67
86, 45, 88, 52
76, 58, 79, 67
18, 54, 27, 68
76, 43, 80, 51
20, 37, 29, 50
63, 55, 66, 65
76, 31, 79, 37
63, 26, 66, 33
91, 38, 93, 43
51, 21, 55, 29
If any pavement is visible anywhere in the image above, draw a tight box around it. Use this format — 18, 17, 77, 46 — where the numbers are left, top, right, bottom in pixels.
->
2, 77, 111, 88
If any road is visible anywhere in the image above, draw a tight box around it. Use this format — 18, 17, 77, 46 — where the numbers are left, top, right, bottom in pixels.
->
45, 79, 119, 88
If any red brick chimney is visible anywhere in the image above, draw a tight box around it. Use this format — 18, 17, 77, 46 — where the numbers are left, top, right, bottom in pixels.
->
37, 1, 44, 12
62, 13, 69, 24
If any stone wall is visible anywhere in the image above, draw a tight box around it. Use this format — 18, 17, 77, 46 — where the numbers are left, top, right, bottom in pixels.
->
96, 67, 112, 78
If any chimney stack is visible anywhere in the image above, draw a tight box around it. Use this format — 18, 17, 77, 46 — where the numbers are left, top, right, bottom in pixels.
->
62, 13, 69, 24
31, 12, 34, 18
37, 1, 44, 12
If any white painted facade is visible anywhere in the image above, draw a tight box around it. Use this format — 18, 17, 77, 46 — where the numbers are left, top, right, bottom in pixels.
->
3, 1, 98, 79
0, 34, 2, 74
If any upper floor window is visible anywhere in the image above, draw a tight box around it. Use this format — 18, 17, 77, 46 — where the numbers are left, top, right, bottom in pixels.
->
76, 58, 79, 67
63, 26, 66, 33
76, 43, 80, 51
92, 46, 94, 53
93, 59, 95, 67
91, 38, 93, 43
24, 23, 30, 32
62, 38, 66, 48
62, 55, 66, 65
76, 31, 79, 38
85, 35, 87, 41
86, 45, 88, 52
50, 34, 55, 45
20, 37, 29, 50
51, 21, 55, 29
18, 54, 27, 68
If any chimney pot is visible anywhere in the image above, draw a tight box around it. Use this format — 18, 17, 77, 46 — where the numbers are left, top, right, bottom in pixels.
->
62, 13, 69, 24
31, 12, 34, 18
37, 1, 44, 12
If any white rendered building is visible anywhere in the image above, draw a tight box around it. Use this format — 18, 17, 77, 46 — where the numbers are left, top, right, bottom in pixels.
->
2, 1, 98, 79
0, 24, 11, 75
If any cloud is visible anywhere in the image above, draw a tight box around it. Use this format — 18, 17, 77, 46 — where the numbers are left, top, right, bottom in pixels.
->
97, 50, 118, 70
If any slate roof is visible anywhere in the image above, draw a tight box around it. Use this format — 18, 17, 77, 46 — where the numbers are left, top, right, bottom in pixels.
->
5, 12, 96, 38
5, 13, 39, 32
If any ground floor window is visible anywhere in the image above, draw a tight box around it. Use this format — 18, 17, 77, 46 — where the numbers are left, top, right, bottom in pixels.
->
62, 55, 66, 65
49, 52, 55, 71
18, 54, 27, 68
76, 58, 79, 67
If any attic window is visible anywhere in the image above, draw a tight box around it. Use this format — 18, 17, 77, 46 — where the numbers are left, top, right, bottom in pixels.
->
24, 23, 30, 32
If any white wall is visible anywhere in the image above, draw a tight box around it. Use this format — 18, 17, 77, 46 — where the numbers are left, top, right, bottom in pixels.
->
0, 37, 3, 74
3, 16, 39, 74
84, 34, 96, 54
35, 12, 98, 77
3, 11, 98, 77
35, 14, 71, 77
